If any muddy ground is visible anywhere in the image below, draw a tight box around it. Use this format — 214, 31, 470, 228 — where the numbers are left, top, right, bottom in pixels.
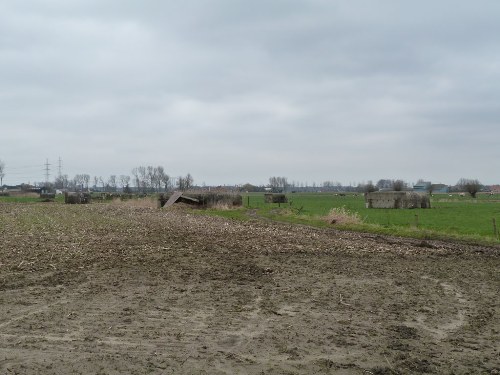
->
0, 202, 499, 374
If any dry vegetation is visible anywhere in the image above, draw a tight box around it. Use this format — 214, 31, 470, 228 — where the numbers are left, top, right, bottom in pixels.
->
0, 202, 499, 374
324, 206, 363, 226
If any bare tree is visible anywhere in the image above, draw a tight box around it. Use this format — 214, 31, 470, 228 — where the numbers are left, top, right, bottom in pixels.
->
322, 181, 333, 188
154, 166, 162, 192
119, 175, 131, 190
376, 179, 392, 190
147, 166, 156, 192
158, 168, 169, 191
82, 174, 90, 190
185, 173, 193, 191
321, 180, 344, 192
108, 175, 117, 192
457, 178, 482, 198
147, 166, 167, 193
177, 173, 194, 192
99, 176, 105, 192
155, 166, 169, 192
73, 174, 84, 191
358, 181, 376, 193
55, 174, 69, 190
176, 176, 185, 191
137, 166, 147, 193
131, 168, 140, 191
268, 176, 288, 192
392, 180, 405, 191
161, 174, 171, 191
132, 165, 173, 193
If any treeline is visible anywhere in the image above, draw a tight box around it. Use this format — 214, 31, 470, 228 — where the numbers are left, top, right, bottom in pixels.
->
243, 177, 485, 197
52, 166, 194, 193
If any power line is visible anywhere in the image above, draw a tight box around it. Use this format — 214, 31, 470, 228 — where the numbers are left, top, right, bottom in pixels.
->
5, 171, 44, 176
58, 157, 63, 178
6, 165, 45, 170
44, 159, 50, 184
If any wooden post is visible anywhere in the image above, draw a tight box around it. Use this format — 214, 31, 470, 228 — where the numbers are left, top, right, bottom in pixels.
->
493, 218, 499, 240
414, 214, 419, 228
247, 196, 250, 207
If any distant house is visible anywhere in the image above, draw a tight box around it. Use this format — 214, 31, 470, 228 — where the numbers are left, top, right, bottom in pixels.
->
431, 184, 449, 194
413, 182, 431, 192
413, 182, 449, 194
490, 185, 500, 194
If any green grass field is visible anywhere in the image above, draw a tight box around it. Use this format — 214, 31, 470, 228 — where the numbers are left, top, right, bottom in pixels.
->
230, 192, 500, 244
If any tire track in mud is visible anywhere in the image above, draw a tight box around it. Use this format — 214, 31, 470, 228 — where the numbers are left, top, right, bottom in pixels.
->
0, 303, 62, 331
407, 275, 472, 340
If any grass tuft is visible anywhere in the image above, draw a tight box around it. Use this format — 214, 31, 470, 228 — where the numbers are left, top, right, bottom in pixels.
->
324, 206, 363, 225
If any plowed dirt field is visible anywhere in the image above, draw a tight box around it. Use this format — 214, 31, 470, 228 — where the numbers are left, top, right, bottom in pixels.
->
1, 203, 499, 374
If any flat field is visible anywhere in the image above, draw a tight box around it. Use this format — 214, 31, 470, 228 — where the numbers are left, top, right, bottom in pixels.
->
0, 202, 499, 374
243, 193, 500, 242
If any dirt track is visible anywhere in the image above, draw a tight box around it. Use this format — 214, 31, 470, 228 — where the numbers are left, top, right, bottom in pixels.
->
1, 202, 499, 374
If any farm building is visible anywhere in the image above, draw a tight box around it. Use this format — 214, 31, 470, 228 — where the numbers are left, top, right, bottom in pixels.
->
365, 191, 430, 209
412, 182, 431, 192
431, 184, 449, 193
413, 182, 449, 194
489, 185, 500, 194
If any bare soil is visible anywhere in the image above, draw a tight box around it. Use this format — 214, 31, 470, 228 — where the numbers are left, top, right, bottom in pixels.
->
1, 203, 499, 374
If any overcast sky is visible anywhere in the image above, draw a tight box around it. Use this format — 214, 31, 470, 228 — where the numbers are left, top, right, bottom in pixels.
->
1, 1, 499, 187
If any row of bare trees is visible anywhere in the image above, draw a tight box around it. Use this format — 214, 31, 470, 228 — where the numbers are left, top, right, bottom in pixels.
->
51, 166, 194, 193
131, 166, 170, 193
54, 173, 129, 192
268, 176, 288, 192
0, 158, 485, 198
265, 175, 485, 197
130, 166, 194, 193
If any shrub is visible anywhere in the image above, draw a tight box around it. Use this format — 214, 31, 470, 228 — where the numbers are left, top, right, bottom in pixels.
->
64, 192, 91, 204
198, 193, 243, 207
264, 194, 288, 204
324, 206, 363, 225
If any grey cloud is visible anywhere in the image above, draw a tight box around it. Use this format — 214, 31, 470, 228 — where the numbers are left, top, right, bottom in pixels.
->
1, 1, 499, 186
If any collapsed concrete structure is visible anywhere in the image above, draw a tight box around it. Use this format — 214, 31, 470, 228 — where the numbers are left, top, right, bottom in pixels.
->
158, 192, 242, 208
365, 191, 430, 209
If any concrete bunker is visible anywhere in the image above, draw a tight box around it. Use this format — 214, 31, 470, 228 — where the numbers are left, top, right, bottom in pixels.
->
64, 192, 92, 204
365, 191, 430, 209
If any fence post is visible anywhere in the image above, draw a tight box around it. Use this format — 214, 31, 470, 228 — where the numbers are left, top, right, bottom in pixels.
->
414, 214, 419, 228
493, 218, 499, 240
